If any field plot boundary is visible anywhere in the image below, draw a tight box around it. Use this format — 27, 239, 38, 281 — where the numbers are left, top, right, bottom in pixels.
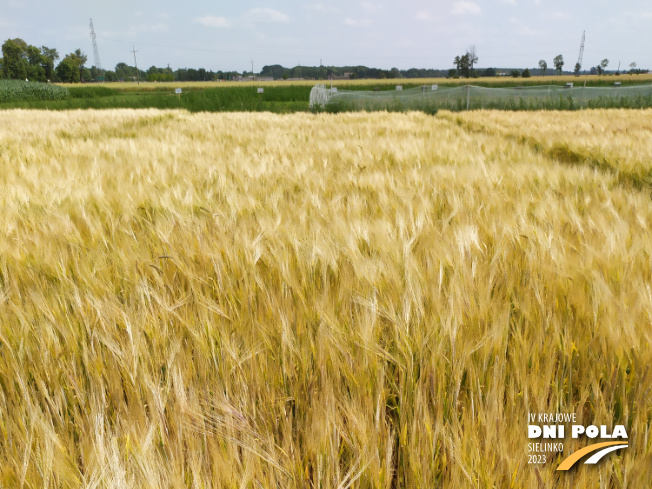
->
438, 109, 652, 193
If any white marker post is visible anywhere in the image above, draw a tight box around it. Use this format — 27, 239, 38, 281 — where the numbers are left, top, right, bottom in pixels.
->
175, 88, 182, 100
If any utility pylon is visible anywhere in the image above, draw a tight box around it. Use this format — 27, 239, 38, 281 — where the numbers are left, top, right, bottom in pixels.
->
575, 31, 585, 75
89, 18, 103, 81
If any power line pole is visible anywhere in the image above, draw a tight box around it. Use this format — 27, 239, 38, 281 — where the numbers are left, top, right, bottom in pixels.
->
132, 45, 140, 85
251, 58, 254, 81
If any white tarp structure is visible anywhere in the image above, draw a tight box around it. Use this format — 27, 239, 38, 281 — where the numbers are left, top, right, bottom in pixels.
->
310, 83, 652, 111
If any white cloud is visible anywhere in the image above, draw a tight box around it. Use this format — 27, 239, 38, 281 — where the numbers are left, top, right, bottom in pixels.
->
451, 1, 482, 15
3, 0, 25, 8
415, 11, 433, 21
546, 11, 570, 20
131, 23, 168, 33
146, 23, 168, 32
195, 16, 231, 28
344, 17, 372, 26
623, 10, 652, 20
246, 8, 290, 23
518, 25, 546, 36
500, 0, 517, 5
97, 22, 169, 40
510, 17, 546, 36
305, 3, 339, 13
361, 2, 387, 14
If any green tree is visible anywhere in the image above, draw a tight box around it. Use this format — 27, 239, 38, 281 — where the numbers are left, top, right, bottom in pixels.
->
56, 50, 87, 83
511, 69, 521, 78
55, 57, 78, 83
74, 49, 88, 76
538, 59, 547, 76
145, 65, 173, 82
574, 62, 581, 76
104, 70, 117, 82
597, 58, 609, 76
115, 62, 142, 81
522, 68, 531, 78
40, 46, 59, 81
553, 54, 564, 75
468, 45, 478, 73
454, 53, 471, 78
115, 62, 130, 80
81, 67, 92, 82
2, 38, 29, 79
25, 45, 46, 81
2, 40, 58, 82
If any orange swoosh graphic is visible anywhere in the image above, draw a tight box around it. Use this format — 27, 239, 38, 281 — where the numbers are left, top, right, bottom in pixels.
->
557, 442, 628, 471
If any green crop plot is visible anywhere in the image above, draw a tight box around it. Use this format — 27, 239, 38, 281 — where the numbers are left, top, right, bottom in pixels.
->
0, 79, 69, 102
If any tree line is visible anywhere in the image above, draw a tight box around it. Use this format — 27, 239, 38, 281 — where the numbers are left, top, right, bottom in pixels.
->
452, 47, 644, 78
0, 38, 453, 83
0, 38, 451, 83
0, 38, 246, 83
258, 64, 449, 80
1, 39, 69, 82
3, 37, 645, 84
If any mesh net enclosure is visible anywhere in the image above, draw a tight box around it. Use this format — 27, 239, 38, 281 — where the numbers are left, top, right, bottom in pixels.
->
309, 83, 652, 111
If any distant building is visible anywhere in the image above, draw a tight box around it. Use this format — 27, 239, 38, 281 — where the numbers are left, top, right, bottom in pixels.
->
328, 73, 352, 81
235, 76, 274, 82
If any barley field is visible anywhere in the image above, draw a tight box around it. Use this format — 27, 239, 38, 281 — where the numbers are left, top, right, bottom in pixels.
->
0, 109, 651, 488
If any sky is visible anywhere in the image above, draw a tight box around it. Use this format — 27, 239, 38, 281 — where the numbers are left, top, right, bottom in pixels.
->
1, 1, 651, 73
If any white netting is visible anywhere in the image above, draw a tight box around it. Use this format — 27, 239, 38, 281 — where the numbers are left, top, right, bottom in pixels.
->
309, 84, 334, 108
311, 83, 652, 111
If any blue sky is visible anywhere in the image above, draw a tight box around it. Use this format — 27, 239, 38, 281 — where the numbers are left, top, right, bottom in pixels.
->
2, 1, 651, 72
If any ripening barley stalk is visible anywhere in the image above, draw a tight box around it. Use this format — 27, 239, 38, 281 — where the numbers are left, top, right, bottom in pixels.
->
0, 108, 650, 488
